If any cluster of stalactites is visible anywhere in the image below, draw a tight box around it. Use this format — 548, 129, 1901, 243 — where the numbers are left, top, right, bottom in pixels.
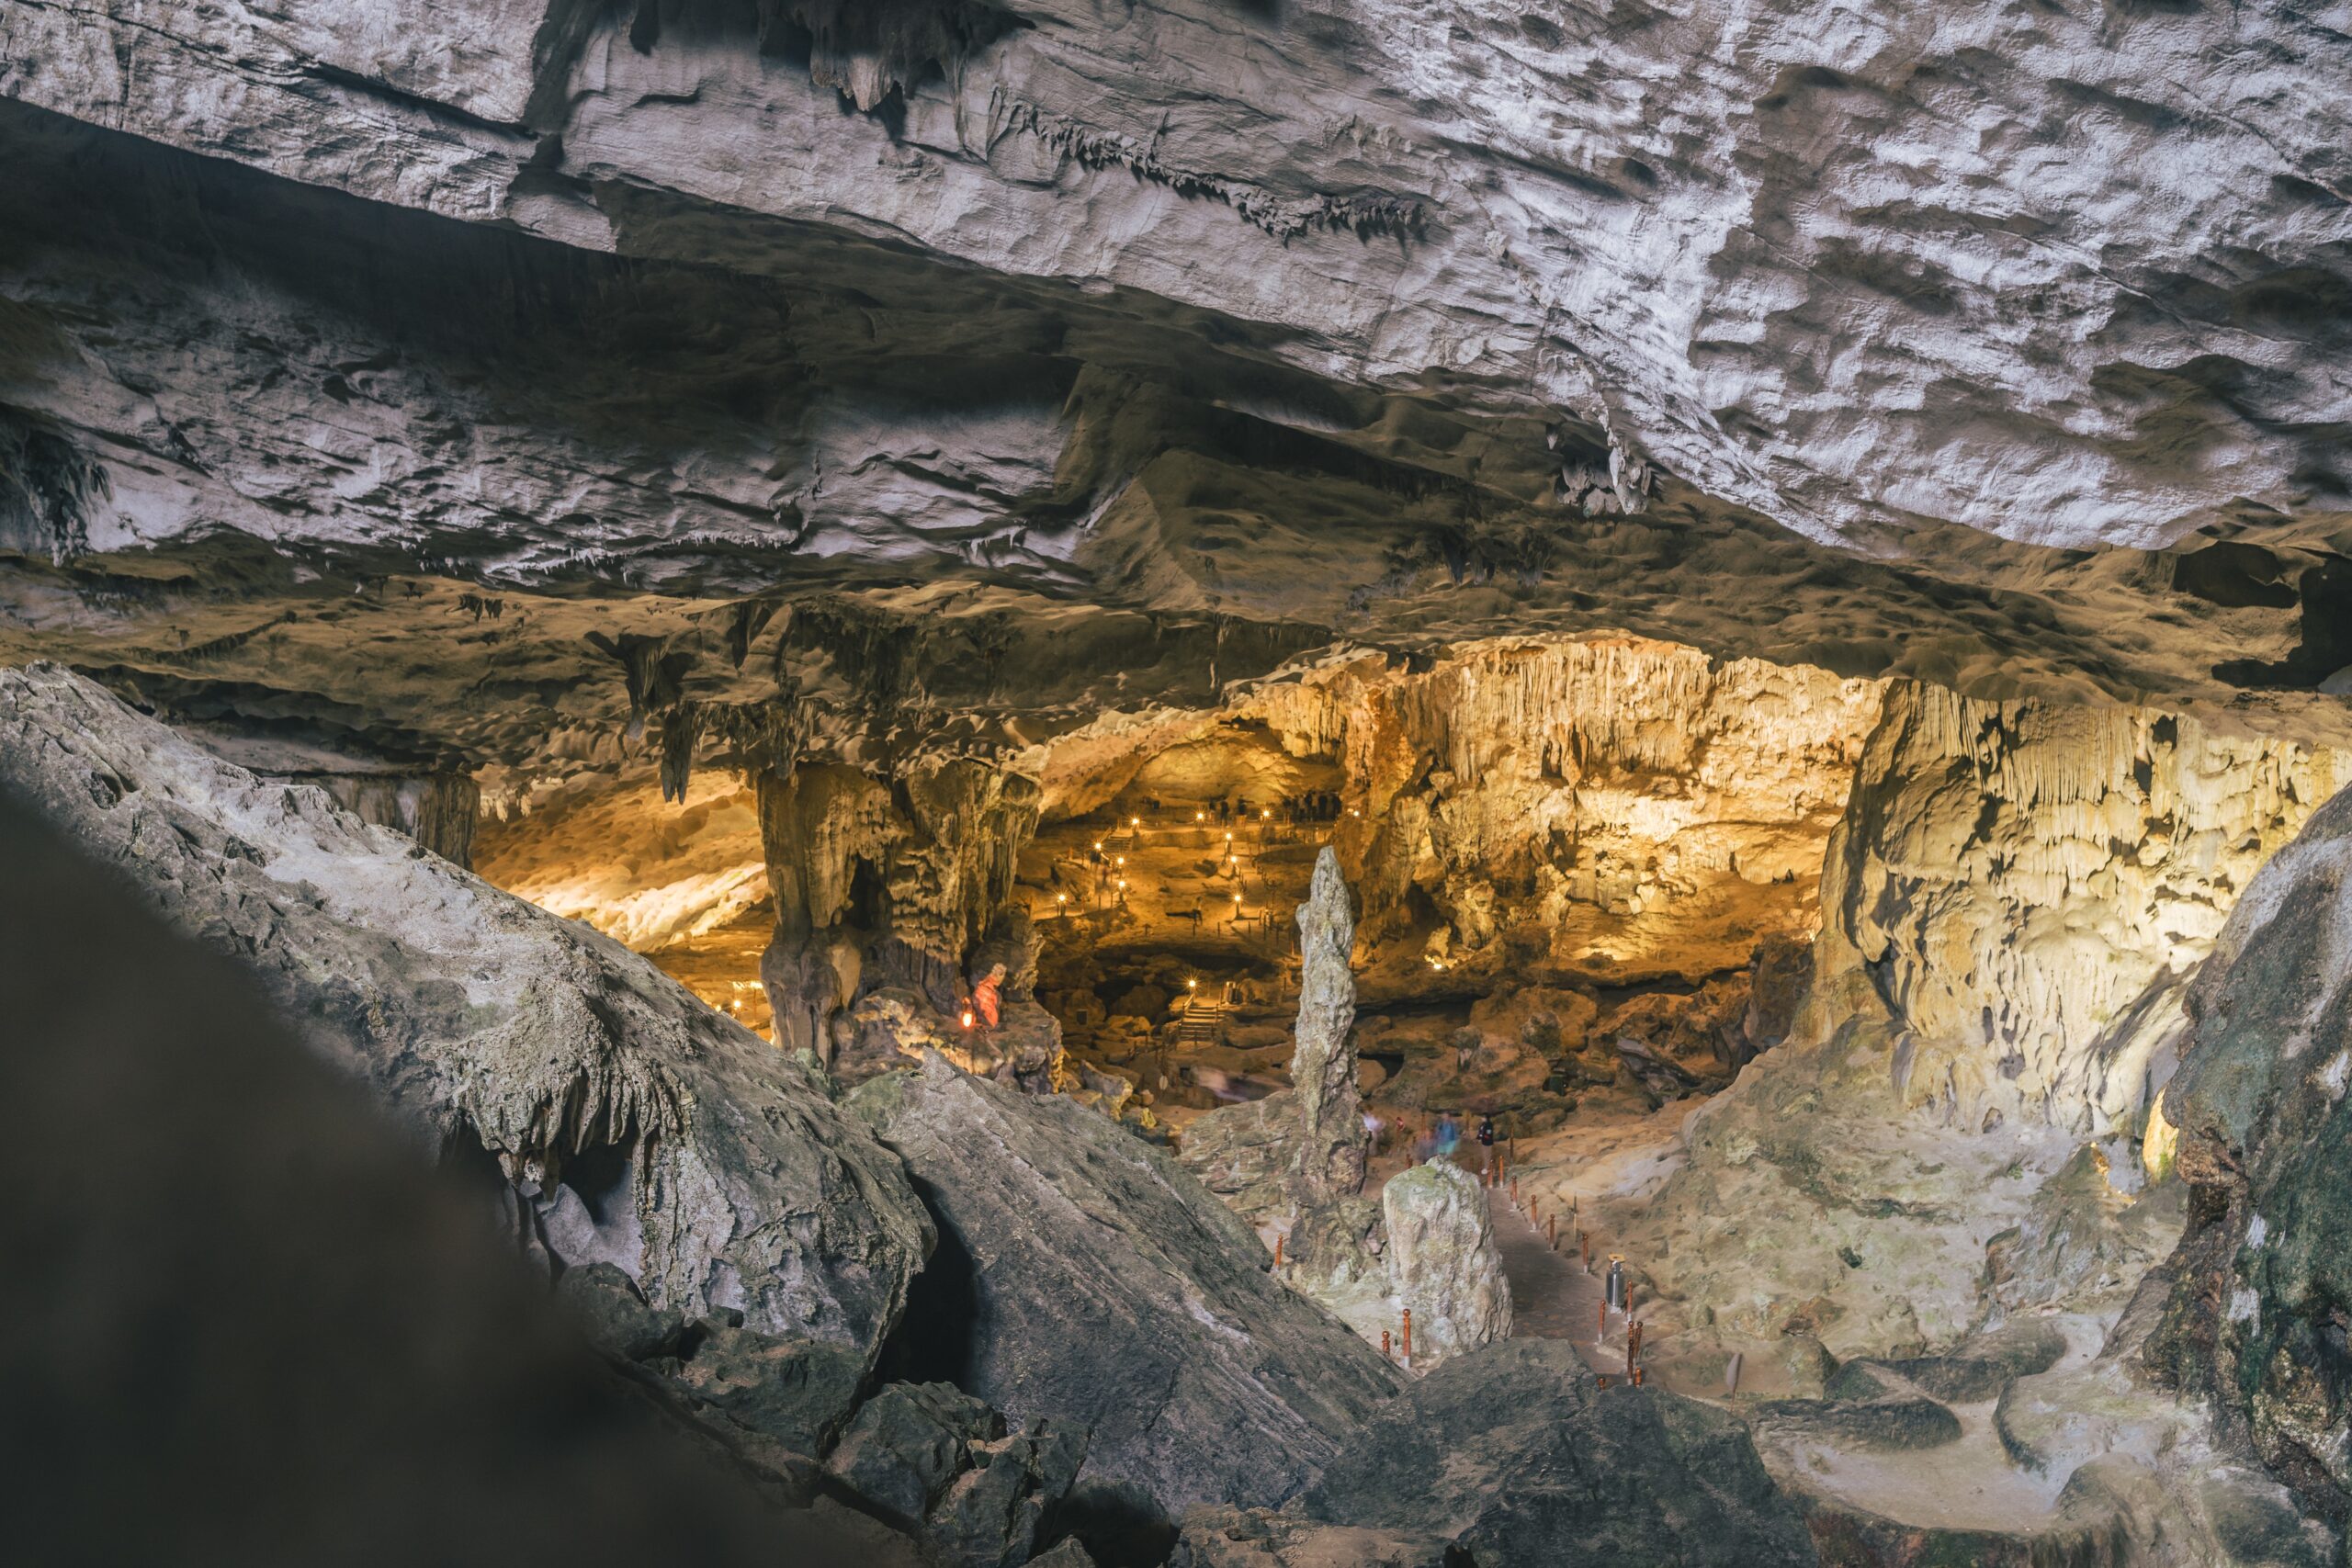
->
758, 756, 1040, 964
1827, 682, 2352, 1134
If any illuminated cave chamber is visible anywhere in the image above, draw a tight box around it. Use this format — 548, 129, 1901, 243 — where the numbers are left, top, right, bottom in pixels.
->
10, 5, 2352, 1559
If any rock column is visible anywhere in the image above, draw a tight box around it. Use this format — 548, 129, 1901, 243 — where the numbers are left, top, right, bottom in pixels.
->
1290, 847, 1368, 1203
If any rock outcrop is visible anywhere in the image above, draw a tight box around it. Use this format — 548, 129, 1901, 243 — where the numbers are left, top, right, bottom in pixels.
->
0, 767, 922, 1568
1288, 848, 1367, 1205
0, 663, 933, 1366
1816, 682, 2349, 1137
2155, 780, 2352, 1527
1380, 1161, 1510, 1362
1172, 1089, 1298, 1224
288, 768, 481, 869
1247, 638, 1883, 987
825, 1382, 1088, 1568
1297, 1340, 1817, 1568
848, 1053, 1399, 1525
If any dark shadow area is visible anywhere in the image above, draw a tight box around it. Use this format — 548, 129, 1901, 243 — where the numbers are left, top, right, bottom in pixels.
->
0, 789, 887, 1566
871, 1174, 981, 1389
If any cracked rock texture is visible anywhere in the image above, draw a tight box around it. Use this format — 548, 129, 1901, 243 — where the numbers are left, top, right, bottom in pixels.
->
1289, 847, 1367, 1205
2155, 778, 2352, 1529
1380, 1159, 1510, 1363
0, 662, 933, 1362
1298, 1339, 1817, 1568
848, 1052, 1400, 1524
1816, 682, 2350, 1136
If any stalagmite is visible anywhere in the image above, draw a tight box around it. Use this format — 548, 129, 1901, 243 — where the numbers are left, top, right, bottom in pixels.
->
1290, 847, 1368, 1205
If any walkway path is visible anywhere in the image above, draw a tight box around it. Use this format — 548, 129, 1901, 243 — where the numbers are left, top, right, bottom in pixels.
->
1487, 1187, 1611, 1373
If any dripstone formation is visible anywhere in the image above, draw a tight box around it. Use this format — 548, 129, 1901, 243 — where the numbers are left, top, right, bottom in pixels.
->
1288, 848, 1368, 1207
7, 3, 2352, 1564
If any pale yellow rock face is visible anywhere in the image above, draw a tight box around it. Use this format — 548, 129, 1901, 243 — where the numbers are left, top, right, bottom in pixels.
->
1817, 683, 2352, 1135
475, 774, 767, 955
1243, 635, 1885, 983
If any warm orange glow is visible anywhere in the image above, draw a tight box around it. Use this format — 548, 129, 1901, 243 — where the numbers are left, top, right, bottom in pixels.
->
960, 1009, 976, 1030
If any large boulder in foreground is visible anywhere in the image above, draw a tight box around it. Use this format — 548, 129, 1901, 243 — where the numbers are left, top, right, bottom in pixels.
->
2156, 782, 2352, 1525
0, 664, 931, 1363
1298, 1339, 1817, 1568
849, 1053, 1400, 1523
1382, 1161, 1510, 1362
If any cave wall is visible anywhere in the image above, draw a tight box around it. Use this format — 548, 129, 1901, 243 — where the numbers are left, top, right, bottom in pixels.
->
758, 756, 1041, 1057
1242, 636, 1884, 981
1815, 682, 2351, 1139
290, 770, 481, 869
2154, 781, 2352, 1527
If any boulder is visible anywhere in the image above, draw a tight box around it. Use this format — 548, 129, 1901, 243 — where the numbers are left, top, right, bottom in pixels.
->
1173, 1089, 1298, 1222
847, 1054, 1399, 1524
1297, 1340, 1816, 1568
2154, 781, 2352, 1524
656, 1321, 870, 1459
0, 665, 933, 1365
825, 1382, 1086, 1568
1381, 1161, 1510, 1361
1170, 1506, 1462, 1568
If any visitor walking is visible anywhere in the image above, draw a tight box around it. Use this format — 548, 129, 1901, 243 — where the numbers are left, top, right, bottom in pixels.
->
1476, 1112, 1497, 1175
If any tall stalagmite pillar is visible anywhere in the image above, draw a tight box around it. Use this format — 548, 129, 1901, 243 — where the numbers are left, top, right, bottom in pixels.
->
1291, 847, 1368, 1202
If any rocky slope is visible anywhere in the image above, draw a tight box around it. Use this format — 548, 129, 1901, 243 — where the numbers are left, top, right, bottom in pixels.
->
0, 662, 933, 1363
849, 1052, 1401, 1529
0, 777, 922, 1568
2156, 781, 2352, 1528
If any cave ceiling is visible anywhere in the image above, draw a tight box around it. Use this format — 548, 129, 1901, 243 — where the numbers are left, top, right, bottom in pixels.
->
1, 0, 2348, 784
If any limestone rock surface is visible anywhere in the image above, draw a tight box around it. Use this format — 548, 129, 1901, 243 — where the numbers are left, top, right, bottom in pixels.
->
825, 1382, 1087, 1568
847, 1053, 1400, 1522
1816, 682, 2350, 1135
2155, 780, 2352, 1527
8, 0, 2350, 568
1288, 847, 1366, 1204
1173, 1089, 1299, 1223
1169, 1506, 1462, 1568
1380, 1161, 1510, 1362
0, 782, 926, 1568
1298, 1339, 1816, 1568
0, 662, 933, 1360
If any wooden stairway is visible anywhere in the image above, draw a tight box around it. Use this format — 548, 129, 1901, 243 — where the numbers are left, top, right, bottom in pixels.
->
1174, 982, 1235, 1049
